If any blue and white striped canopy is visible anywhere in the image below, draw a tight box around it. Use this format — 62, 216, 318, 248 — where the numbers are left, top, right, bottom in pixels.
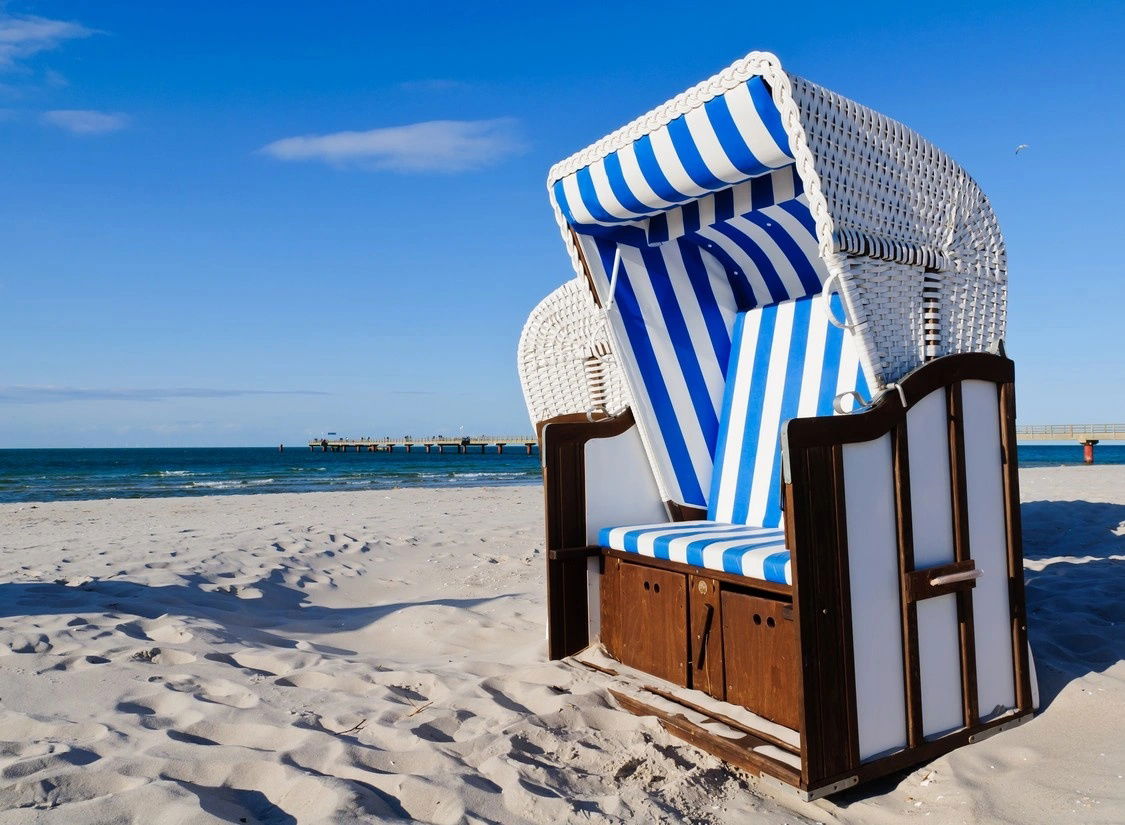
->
552, 77, 793, 229
550, 71, 870, 511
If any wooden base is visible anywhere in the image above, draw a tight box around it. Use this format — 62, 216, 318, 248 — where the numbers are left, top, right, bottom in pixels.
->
601, 555, 800, 731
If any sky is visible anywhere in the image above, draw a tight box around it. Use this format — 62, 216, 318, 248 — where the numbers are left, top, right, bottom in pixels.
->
0, 1, 1122, 448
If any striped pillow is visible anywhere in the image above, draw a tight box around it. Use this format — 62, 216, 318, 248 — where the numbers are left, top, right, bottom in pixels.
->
708, 292, 869, 527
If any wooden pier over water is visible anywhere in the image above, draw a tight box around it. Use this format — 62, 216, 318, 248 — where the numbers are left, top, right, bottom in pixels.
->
308, 435, 538, 455
1014, 424, 1124, 442
1015, 423, 1124, 463
305, 424, 1124, 462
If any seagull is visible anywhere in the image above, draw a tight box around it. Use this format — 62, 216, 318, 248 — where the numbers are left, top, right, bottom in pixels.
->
1015, 144, 1030, 155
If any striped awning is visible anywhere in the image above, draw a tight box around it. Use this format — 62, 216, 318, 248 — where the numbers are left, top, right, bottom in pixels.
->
552, 76, 793, 230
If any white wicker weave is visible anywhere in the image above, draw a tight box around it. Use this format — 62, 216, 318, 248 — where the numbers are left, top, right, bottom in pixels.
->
789, 75, 1006, 385
517, 279, 632, 429
523, 51, 1006, 428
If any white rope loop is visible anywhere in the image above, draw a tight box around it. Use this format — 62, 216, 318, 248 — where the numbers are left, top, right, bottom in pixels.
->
822, 271, 859, 331
832, 390, 870, 415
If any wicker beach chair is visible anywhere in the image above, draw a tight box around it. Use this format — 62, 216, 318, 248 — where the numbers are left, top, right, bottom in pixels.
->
518, 51, 1036, 799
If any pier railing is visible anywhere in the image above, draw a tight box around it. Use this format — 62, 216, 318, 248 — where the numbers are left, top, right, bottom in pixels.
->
1014, 424, 1125, 441
307, 435, 538, 454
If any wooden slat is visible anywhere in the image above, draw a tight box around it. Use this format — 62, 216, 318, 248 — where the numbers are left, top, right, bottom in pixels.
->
609, 690, 804, 788
541, 410, 637, 659
787, 443, 859, 785
892, 423, 924, 748
999, 381, 1034, 711
947, 381, 980, 727
638, 685, 800, 755
667, 501, 708, 521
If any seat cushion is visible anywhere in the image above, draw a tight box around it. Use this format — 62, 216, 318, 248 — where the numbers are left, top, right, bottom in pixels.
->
598, 520, 791, 584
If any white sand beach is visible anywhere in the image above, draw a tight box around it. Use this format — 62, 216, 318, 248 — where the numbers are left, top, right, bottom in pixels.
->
0, 467, 1121, 824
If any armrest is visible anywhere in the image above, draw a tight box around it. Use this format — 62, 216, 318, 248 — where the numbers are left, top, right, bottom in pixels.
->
540, 409, 637, 551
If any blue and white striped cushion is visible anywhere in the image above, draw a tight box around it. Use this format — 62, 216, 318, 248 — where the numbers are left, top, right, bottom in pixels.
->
708, 293, 870, 528
552, 77, 793, 227
573, 186, 827, 510
599, 520, 790, 584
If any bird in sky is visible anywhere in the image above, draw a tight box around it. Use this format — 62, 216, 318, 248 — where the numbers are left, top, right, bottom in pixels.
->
1015, 144, 1030, 154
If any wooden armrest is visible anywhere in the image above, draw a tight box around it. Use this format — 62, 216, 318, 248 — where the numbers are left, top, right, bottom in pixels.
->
548, 546, 602, 561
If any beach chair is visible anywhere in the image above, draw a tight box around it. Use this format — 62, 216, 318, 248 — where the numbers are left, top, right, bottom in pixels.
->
518, 52, 1037, 799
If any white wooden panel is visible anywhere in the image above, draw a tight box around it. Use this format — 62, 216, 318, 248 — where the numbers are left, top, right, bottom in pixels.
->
905, 388, 963, 738
915, 595, 962, 736
584, 427, 667, 545
906, 388, 955, 567
962, 379, 1017, 718
842, 435, 907, 760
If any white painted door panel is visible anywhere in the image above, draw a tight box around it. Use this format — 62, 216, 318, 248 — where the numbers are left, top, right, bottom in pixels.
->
843, 435, 908, 760
906, 388, 963, 737
961, 380, 1017, 719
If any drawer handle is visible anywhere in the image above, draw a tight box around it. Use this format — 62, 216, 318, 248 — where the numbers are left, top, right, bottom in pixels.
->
929, 569, 983, 587
696, 604, 714, 670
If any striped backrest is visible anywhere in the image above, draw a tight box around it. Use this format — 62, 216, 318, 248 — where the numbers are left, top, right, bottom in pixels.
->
550, 71, 865, 513
708, 293, 870, 527
572, 173, 827, 509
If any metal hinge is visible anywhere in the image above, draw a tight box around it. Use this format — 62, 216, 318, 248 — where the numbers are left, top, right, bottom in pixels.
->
759, 772, 858, 802
967, 713, 1032, 744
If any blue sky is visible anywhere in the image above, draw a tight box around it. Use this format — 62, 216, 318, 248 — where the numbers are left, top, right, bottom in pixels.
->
1, 1, 1121, 448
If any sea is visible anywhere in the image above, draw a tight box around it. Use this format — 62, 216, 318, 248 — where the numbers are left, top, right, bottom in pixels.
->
0, 444, 1120, 505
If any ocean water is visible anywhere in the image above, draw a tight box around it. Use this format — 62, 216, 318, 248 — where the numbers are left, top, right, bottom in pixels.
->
0, 443, 1120, 504
0, 446, 542, 504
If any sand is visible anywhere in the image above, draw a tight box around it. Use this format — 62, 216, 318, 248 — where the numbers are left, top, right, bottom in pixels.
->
0, 467, 1121, 824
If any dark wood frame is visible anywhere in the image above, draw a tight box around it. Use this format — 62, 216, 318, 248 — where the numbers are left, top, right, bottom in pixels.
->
539, 353, 1034, 799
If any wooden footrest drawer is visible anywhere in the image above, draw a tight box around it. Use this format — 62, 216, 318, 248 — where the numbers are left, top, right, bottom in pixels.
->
721, 589, 799, 729
601, 557, 688, 686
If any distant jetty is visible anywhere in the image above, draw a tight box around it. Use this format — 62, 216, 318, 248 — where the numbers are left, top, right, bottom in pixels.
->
306, 424, 1124, 461
309, 435, 537, 455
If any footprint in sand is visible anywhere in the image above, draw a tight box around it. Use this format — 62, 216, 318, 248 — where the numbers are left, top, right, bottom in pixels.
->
0, 768, 147, 810
131, 647, 197, 665
178, 719, 306, 751
274, 670, 373, 696
162, 675, 259, 709
0, 743, 100, 782
115, 616, 193, 644
38, 653, 112, 672
229, 649, 315, 677
2, 633, 52, 654
0, 711, 108, 744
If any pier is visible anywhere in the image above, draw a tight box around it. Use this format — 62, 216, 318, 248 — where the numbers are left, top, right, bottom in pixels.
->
1015, 423, 1124, 464
307, 424, 1124, 463
308, 435, 537, 455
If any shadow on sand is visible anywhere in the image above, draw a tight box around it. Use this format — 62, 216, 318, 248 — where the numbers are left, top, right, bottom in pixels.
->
0, 567, 519, 656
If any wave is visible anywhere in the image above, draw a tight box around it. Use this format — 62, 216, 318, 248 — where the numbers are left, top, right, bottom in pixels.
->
189, 478, 276, 489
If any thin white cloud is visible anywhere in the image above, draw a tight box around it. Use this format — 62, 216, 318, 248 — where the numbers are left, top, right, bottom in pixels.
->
42, 108, 128, 134
397, 79, 471, 93
0, 386, 330, 404
0, 13, 93, 69
259, 118, 523, 173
